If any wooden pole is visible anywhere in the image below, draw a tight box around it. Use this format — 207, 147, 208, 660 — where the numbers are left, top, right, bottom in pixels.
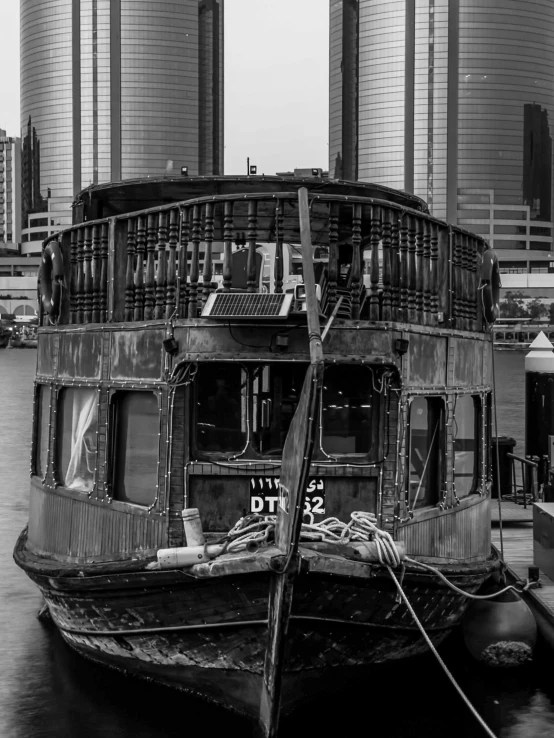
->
259, 187, 323, 738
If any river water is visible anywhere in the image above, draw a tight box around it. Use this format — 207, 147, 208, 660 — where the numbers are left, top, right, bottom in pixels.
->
1, 347, 553, 737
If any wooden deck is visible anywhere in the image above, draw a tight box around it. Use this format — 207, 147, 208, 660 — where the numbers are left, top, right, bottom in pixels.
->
491, 520, 554, 647
490, 499, 533, 523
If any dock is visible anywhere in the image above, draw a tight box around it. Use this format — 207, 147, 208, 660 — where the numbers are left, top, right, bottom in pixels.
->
492, 514, 554, 649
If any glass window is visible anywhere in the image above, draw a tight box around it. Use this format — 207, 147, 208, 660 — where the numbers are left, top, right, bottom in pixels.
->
321, 365, 378, 457
454, 396, 479, 498
408, 397, 445, 509
195, 364, 247, 454
111, 391, 159, 506
57, 387, 98, 492
35, 385, 51, 477
252, 364, 307, 456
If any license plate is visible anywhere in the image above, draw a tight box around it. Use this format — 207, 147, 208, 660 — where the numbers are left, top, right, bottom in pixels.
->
249, 477, 325, 516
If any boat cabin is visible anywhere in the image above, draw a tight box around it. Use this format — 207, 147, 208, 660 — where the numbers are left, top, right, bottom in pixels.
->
30, 175, 493, 566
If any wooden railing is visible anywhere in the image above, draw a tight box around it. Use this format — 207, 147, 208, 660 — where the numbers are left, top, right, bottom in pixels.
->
44, 191, 489, 331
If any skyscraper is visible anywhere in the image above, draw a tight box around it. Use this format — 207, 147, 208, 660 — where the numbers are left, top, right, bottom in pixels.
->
20, 0, 224, 240
329, 1, 554, 297
0, 129, 21, 250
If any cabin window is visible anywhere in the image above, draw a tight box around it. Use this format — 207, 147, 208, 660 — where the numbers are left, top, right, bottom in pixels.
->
111, 391, 159, 506
252, 363, 307, 456
56, 387, 98, 492
320, 365, 378, 457
35, 385, 51, 477
111, 392, 160, 506
195, 363, 247, 454
453, 395, 479, 498
408, 397, 445, 509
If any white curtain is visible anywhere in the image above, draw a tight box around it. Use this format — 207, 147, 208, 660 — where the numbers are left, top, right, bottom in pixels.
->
65, 390, 98, 491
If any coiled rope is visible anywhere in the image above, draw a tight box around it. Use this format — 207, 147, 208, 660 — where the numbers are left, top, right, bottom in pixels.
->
224, 511, 402, 566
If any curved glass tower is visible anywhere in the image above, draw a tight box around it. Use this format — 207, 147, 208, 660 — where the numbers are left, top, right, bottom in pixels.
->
20, 0, 223, 251
329, 0, 554, 293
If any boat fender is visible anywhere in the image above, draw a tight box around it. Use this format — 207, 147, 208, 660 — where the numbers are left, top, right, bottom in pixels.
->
39, 239, 64, 320
480, 249, 501, 325
157, 544, 225, 569
462, 589, 537, 667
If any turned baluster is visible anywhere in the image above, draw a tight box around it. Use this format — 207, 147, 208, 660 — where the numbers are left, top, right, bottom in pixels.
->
451, 232, 462, 328
134, 215, 146, 321
202, 202, 214, 304
430, 222, 439, 317
407, 215, 417, 323
327, 201, 339, 311
124, 218, 136, 322
470, 238, 481, 330
390, 211, 401, 320
222, 201, 233, 292
381, 209, 392, 321
83, 225, 93, 323
246, 200, 258, 292
399, 213, 409, 322
274, 203, 284, 294
92, 224, 101, 323
415, 217, 425, 323
100, 222, 109, 321
76, 228, 85, 324
369, 205, 382, 321
422, 219, 432, 324
178, 208, 190, 318
165, 209, 178, 319
144, 214, 157, 320
70, 229, 78, 323
188, 205, 201, 317
350, 204, 362, 319
155, 211, 168, 319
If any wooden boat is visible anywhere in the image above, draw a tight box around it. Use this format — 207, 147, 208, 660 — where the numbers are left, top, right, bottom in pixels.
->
14, 174, 500, 735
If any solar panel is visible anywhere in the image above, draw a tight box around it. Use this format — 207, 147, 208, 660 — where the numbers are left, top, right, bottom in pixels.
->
202, 292, 293, 319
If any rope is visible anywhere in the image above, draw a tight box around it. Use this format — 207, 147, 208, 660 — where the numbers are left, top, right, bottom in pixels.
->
387, 565, 498, 738
404, 556, 537, 599
222, 511, 402, 566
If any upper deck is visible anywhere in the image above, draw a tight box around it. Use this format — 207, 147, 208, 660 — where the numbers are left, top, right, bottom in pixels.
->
39, 175, 489, 335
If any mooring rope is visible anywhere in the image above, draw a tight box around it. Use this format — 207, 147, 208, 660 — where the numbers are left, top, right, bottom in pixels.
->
387, 565, 497, 738
404, 556, 536, 599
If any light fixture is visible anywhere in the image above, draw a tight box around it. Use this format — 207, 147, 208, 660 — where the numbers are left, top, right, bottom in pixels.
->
395, 338, 409, 355
163, 337, 179, 355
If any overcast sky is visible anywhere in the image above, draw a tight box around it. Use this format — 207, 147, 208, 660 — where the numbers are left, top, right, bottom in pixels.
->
0, 0, 329, 175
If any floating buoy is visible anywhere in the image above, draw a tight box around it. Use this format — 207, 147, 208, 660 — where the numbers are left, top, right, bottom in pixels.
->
462, 589, 537, 667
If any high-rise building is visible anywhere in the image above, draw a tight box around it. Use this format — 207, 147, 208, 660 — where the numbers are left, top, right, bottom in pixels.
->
329, 1, 554, 298
0, 129, 21, 250
20, 0, 224, 253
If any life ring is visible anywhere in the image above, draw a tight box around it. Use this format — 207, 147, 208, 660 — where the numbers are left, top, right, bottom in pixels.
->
480, 249, 501, 324
39, 239, 64, 320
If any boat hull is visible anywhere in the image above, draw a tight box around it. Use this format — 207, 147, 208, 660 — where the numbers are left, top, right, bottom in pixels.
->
15, 535, 498, 719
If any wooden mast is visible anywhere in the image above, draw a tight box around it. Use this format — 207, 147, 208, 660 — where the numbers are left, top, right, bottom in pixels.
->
258, 187, 324, 737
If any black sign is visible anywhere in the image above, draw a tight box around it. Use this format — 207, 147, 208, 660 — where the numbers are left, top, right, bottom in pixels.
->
249, 477, 325, 516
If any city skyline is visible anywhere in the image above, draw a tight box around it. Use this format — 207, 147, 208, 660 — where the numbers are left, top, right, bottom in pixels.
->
0, 0, 329, 177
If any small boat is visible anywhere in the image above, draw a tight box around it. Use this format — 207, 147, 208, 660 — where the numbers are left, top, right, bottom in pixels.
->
14, 174, 500, 736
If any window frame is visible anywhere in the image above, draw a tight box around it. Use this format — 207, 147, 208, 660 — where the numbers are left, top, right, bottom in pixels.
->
107, 388, 162, 508
453, 394, 482, 499
33, 382, 52, 480
53, 385, 100, 493
317, 363, 384, 462
406, 395, 446, 511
